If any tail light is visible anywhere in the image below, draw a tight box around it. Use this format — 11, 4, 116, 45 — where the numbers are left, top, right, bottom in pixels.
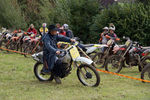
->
119, 48, 126, 51
141, 53, 148, 56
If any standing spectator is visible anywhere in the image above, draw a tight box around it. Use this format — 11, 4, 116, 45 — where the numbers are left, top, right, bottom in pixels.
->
63, 24, 74, 38
39, 23, 48, 35
59, 27, 66, 36
56, 23, 61, 33
27, 24, 37, 35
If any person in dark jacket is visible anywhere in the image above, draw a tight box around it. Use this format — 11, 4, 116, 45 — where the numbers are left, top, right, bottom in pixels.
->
63, 24, 74, 38
42, 24, 75, 84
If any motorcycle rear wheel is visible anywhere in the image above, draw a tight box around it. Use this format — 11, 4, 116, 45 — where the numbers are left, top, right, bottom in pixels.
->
34, 62, 54, 81
92, 52, 105, 67
77, 64, 100, 87
0, 40, 7, 47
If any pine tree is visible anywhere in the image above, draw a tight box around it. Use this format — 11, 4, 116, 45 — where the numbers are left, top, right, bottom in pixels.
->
0, 0, 27, 29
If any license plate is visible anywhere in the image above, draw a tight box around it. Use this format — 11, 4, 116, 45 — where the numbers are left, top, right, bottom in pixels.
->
107, 40, 112, 46
125, 40, 130, 46
70, 46, 80, 60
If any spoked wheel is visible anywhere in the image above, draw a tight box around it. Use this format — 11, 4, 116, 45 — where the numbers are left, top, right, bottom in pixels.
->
92, 52, 105, 67
77, 64, 100, 87
34, 62, 54, 81
88, 51, 97, 59
139, 56, 150, 72
23, 44, 32, 57
105, 55, 123, 73
0, 40, 7, 48
141, 63, 150, 83
6, 41, 17, 50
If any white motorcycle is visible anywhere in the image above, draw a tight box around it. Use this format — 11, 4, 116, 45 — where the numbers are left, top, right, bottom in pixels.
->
57, 41, 108, 58
32, 42, 100, 87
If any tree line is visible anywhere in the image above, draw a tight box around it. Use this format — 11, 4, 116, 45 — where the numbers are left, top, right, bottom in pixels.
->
0, 0, 149, 45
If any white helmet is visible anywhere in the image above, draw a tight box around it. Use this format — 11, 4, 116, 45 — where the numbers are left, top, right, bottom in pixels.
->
103, 27, 109, 30
42, 23, 47, 27
63, 24, 69, 30
109, 27, 115, 31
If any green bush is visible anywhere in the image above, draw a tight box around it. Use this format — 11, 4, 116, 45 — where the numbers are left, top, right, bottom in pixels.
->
53, 0, 100, 42
90, 3, 150, 45
17, 0, 54, 30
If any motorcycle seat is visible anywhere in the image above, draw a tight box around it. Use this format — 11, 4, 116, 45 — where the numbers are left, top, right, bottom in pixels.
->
82, 44, 94, 47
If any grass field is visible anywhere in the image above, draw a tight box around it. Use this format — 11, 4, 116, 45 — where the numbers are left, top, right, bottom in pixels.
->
0, 51, 150, 100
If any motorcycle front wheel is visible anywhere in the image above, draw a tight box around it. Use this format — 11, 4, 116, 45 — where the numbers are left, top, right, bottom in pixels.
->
105, 55, 123, 73
139, 56, 150, 72
34, 62, 54, 81
77, 64, 100, 87
141, 63, 150, 83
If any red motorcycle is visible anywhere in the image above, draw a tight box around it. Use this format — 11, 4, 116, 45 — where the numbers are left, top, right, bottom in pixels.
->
105, 37, 150, 73
23, 33, 42, 56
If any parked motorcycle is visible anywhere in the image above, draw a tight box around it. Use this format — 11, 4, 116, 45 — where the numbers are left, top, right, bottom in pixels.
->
5, 32, 24, 51
92, 38, 120, 68
105, 37, 150, 73
32, 42, 100, 87
0, 28, 12, 47
23, 33, 42, 56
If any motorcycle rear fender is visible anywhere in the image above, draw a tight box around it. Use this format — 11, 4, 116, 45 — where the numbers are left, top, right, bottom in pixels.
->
75, 57, 93, 65
143, 49, 150, 53
142, 49, 150, 56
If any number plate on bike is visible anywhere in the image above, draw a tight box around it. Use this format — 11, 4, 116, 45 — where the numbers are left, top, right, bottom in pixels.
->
125, 40, 130, 46
70, 46, 80, 60
107, 40, 112, 46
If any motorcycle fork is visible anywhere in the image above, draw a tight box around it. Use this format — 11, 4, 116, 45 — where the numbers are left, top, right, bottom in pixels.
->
0, 34, 5, 40
75, 47, 97, 75
77, 46, 97, 68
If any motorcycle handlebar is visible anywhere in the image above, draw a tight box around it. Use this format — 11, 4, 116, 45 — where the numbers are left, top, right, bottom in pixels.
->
57, 50, 67, 58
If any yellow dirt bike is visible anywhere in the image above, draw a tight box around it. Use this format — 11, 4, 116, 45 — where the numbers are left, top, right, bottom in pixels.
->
32, 42, 100, 87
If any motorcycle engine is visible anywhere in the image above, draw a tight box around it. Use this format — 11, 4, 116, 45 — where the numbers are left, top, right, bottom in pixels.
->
126, 47, 139, 66
127, 53, 138, 66
61, 52, 71, 64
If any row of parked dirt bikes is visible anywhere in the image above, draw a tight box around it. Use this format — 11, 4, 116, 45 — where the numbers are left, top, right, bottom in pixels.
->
0, 27, 150, 87
0, 28, 42, 57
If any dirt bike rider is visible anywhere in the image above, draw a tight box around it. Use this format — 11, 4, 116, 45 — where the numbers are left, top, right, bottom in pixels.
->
27, 24, 37, 36
39, 23, 48, 36
56, 23, 61, 33
105, 27, 120, 41
41, 24, 75, 84
63, 24, 74, 38
101, 25, 120, 53
99, 27, 109, 44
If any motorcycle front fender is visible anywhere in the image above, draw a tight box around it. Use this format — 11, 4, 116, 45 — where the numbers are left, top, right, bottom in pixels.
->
75, 57, 93, 65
